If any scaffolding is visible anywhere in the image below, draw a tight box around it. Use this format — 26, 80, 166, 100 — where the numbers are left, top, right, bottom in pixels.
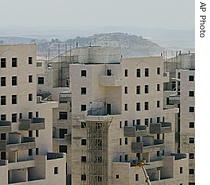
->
85, 117, 112, 185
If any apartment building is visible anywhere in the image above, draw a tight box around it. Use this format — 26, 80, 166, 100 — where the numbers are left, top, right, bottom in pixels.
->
37, 46, 190, 185
68, 47, 189, 185
164, 52, 195, 185
0, 44, 66, 185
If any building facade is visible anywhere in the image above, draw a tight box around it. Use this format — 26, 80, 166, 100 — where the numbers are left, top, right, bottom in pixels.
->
0, 44, 66, 185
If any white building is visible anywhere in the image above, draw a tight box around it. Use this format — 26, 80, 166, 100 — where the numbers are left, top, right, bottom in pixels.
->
0, 44, 66, 185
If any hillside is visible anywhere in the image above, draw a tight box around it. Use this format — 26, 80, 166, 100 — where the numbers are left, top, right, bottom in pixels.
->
0, 33, 165, 58
65, 33, 164, 57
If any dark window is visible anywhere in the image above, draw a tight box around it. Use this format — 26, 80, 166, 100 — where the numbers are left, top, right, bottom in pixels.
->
81, 156, 86, 162
81, 174, 86, 181
157, 101, 160, 108
133, 120, 135, 126
59, 145, 67, 153
28, 57, 33, 64
1, 152, 6, 160
136, 102, 140, 111
19, 113, 22, 119
125, 154, 128, 161
145, 85, 149, 93
120, 121, 122, 128
189, 138, 194, 143
1, 96, 6, 105
54, 167, 58, 174
189, 107, 195, 112
1, 133, 6, 140
157, 117, 160, 123
12, 58, 17, 67
178, 72, 181, 79
189, 122, 194, 128
189, 153, 194, 159
180, 167, 183, 173
136, 86, 140, 94
28, 94, 33, 101
189, 75, 194, 81
36, 148, 39, 155
135, 174, 139, 181
136, 69, 141, 77
59, 129, 67, 138
59, 112, 67, 120
189, 169, 194, 174
116, 175, 119, 179
38, 77, 44, 84
1, 114, 6, 121
81, 122, 86, 128
125, 138, 128, 145
1, 77, 6, 86
145, 68, 149, 77
12, 113, 17, 123
28, 112, 33, 119
1, 58, 6, 68
28, 149, 33, 156
157, 67, 160, 75
36, 130, 39, 137
36, 112, 39, 118
29, 131, 33, 137
150, 118, 153, 123
124, 120, 128, 126
136, 137, 140, 142
119, 155, 122, 162
81, 104, 86, 111
107, 69, 112, 76
157, 84, 160, 91
124, 104, 128, 111
81, 87, 86, 95
12, 95, 17, 104
81, 139, 86, 145
145, 118, 149, 126
124, 86, 128, 94
157, 151, 160, 156
144, 102, 149, 110
189, 91, 194, 97
136, 119, 140, 125
29, 75, 33, 83
125, 69, 128, 77
81, 70, 86, 77
12, 76, 17, 86
120, 138, 122, 145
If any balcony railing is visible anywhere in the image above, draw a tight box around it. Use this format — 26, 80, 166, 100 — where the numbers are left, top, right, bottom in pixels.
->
53, 133, 71, 145
124, 125, 147, 137
19, 118, 45, 130
131, 139, 164, 153
0, 120, 11, 133
150, 122, 172, 134
0, 137, 35, 152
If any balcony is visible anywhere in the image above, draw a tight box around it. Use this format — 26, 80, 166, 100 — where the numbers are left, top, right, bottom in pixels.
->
53, 133, 71, 145
150, 122, 172, 134
124, 125, 147, 137
0, 136, 35, 152
131, 139, 164, 153
0, 120, 11, 133
99, 75, 122, 86
8, 160, 35, 170
168, 95, 180, 104
19, 118, 45, 130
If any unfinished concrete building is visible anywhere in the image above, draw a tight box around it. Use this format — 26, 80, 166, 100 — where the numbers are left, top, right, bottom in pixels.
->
69, 50, 188, 185
164, 52, 195, 185
0, 44, 66, 185
37, 46, 190, 185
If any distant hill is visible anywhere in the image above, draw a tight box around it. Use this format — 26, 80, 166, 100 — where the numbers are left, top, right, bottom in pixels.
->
65, 33, 165, 57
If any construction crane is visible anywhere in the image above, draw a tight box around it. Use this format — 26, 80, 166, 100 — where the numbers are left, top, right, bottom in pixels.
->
136, 161, 151, 185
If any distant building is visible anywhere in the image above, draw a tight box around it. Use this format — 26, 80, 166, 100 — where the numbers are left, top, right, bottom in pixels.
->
0, 44, 66, 185
164, 52, 195, 185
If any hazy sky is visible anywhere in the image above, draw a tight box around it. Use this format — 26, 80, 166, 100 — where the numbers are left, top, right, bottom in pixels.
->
0, 0, 194, 30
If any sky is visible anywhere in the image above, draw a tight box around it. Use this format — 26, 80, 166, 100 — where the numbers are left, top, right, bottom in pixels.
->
0, 0, 195, 30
